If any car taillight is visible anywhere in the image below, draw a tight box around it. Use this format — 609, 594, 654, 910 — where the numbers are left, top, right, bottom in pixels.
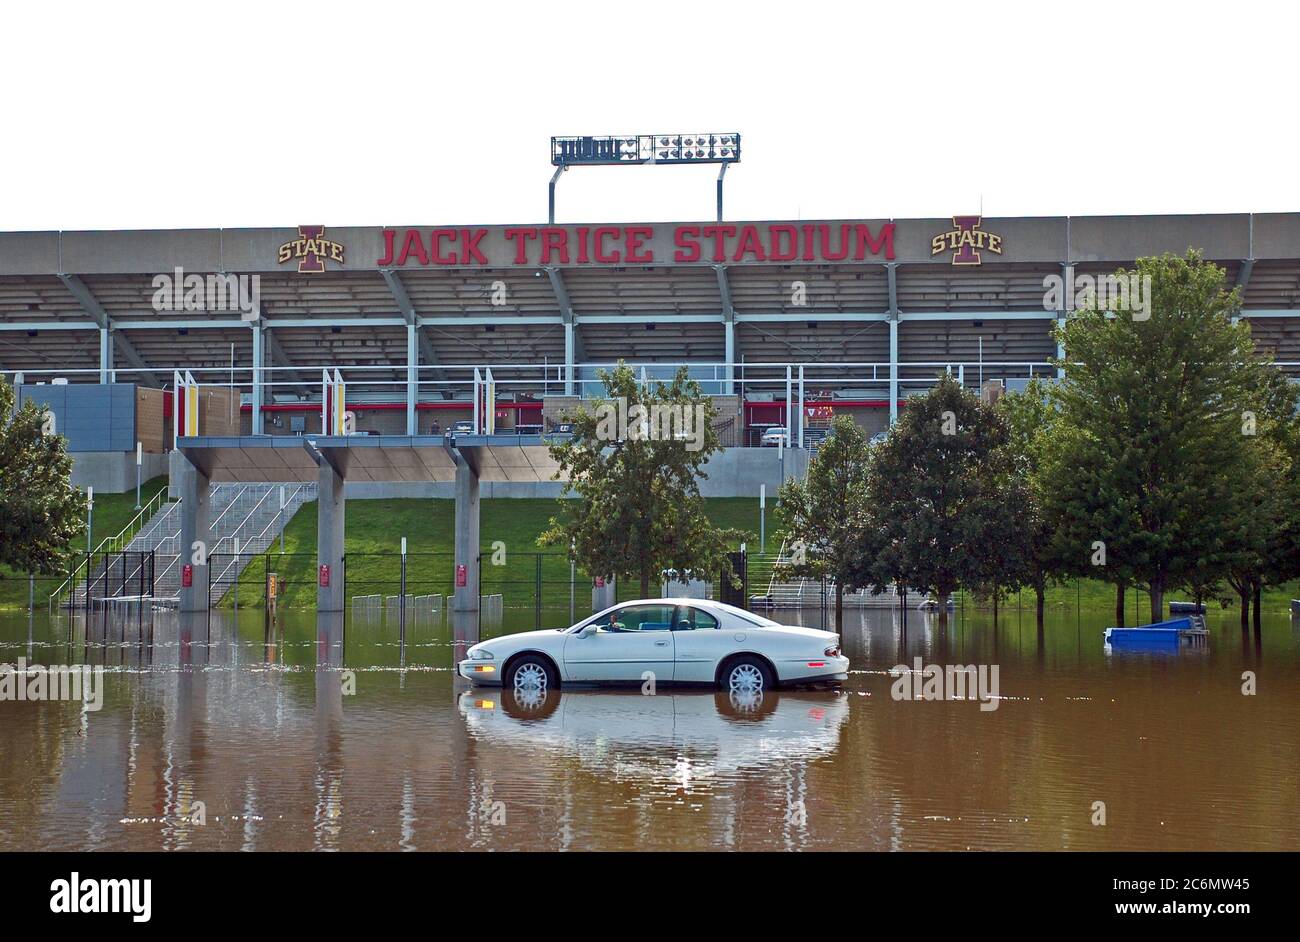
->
824, 643, 841, 658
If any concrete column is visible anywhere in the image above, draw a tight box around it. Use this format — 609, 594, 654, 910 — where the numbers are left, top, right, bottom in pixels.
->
888, 318, 899, 425
317, 460, 346, 612
592, 578, 616, 613
406, 322, 418, 435
563, 320, 576, 396
177, 455, 211, 612
99, 328, 112, 384
723, 320, 735, 395
1056, 317, 1066, 378
251, 324, 264, 435
1056, 261, 1068, 379
453, 454, 480, 612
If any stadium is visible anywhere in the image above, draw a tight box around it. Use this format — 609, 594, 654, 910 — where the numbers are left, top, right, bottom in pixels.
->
3, 211, 1298, 497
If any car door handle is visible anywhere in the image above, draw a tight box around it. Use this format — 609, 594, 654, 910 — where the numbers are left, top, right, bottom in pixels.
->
654, 640, 668, 646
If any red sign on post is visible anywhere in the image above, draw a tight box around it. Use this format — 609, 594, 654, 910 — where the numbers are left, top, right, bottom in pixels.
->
594, 576, 605, 588
455, 564, 467, 588
318, 564, 330, 587
181, 564, 192, 588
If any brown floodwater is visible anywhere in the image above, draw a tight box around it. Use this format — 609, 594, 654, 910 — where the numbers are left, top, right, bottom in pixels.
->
1, 603, 1298, 851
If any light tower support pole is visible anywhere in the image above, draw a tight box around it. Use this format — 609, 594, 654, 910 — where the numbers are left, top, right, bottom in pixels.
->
548, 166, 565, 224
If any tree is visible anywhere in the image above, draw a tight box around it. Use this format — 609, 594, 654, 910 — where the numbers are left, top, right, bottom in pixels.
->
1051, 250, 1281, 623
538, 361, 747, 596
1216, 369, 1300, 630
865, 373, 1027, 627
776, 414, 876, 628
997, 380, 1070, 628
0, 376, 85, 575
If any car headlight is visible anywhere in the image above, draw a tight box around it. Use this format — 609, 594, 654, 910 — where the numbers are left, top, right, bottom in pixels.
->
470, 649, 494, 660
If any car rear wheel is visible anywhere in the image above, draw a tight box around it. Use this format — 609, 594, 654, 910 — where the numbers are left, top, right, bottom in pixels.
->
505, 654, 557, 692
720, 655, 773, 694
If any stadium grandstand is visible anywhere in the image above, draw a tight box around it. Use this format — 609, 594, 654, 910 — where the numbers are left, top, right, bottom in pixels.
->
2, 213, 1298, 490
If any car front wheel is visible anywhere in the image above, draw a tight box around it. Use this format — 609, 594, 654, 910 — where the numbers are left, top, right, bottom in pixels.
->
505, 654, 558, 692
720, 656, 774, 694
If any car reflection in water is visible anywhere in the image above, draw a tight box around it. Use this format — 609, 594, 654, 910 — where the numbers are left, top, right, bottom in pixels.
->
457, 686, 850, 782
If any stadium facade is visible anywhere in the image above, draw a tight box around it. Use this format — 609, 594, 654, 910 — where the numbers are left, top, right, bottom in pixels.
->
2, 213, 1298, 493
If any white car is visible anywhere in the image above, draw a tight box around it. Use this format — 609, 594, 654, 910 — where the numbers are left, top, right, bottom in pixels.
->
458, 599, 849, 692
760, 427, 790, 447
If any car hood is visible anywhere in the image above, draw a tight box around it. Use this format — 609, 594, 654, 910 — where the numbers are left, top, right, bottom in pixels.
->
471, 627, 568, 653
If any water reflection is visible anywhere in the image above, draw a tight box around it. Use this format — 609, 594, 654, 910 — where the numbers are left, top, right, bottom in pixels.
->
1, 605, 1298, 850
460, 687, 848, 776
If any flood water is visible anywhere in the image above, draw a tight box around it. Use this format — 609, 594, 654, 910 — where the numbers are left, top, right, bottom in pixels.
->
1, 603, 1298, 851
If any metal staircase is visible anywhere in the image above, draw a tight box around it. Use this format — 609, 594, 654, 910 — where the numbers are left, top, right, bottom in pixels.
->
747, 536, 901, 609
61, 483, 315, 608
151, 483, 316, 603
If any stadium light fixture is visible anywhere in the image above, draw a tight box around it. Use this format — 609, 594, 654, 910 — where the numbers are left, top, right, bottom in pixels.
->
548, 133, 741, 223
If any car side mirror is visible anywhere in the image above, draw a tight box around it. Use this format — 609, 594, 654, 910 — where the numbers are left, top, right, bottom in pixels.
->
578, 624, 597, 638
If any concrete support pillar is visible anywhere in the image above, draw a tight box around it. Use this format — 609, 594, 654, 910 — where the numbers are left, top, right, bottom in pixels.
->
251, 324, 264, 435
592, 578, 616, 613
177, 455, 211, 612
453, 454, 480, 612
797, 364, 805, 448
99, 328, 112, 384
1056, 261, 1069, 379
406, 322, 419, 435
888, 318, 900, 425
317, 460, 346, 612
563, 320, 576, 396
723, 319, 735, 395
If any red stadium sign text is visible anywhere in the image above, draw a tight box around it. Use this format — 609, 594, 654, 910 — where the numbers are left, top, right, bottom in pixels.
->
376, 222, 895, 267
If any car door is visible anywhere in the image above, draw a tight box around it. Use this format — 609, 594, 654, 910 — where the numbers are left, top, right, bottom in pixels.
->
563, 604, 677, 683
670, 605, 734, 683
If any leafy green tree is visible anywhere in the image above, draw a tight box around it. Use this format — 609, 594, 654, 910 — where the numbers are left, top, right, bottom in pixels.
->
776, 414, 877, 627
997, 380, 1071, 627
1051, 250, 1281, 622
0, 376, 85, 575
866, 373, 1027, 626
539, 361, 746, 596
1216, 370, 1300, 629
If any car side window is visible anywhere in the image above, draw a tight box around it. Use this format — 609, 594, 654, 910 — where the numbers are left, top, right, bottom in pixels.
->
676, 607, 719, 630
604, 604, 677, 632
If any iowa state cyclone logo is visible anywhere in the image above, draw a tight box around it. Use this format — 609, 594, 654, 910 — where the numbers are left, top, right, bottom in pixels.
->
277, 225, 345, 272
931, 216, 1003, 266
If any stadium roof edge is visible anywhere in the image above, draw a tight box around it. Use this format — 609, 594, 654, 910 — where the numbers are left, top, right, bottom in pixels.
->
3, 212, 1300, 277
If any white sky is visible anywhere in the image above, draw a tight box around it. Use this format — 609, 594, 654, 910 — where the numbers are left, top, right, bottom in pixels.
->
1, 0, 1296, 231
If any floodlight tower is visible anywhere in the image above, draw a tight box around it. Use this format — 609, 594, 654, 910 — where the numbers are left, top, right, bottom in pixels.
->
548, 133, 741, 223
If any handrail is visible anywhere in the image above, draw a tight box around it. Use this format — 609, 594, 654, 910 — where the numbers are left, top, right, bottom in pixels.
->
211, 483, 311, 593
208, 484, 249, 530
210, 486, 280, 586
49, 485, 170, 610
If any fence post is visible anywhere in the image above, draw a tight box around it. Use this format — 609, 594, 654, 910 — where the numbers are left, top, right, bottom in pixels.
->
400, 540, 407, 641
536, 553, 542, 629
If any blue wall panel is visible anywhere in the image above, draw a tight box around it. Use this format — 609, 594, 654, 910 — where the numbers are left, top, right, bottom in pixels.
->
18, 383, 136, 453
